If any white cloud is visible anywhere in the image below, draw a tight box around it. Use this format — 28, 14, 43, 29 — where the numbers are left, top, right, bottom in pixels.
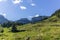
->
35, 14, 40, 17
20, 6, 27, 10
30, 3, 36, 6
0, 12, 6, 17
29, 14, 40, 19
12, 0, 23, 4
0, 0, 4, 1
0, 0, 7, 2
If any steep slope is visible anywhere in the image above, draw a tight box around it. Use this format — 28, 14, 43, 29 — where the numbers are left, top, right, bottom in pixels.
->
0, 15, 8, 24
46, 9, 60, 22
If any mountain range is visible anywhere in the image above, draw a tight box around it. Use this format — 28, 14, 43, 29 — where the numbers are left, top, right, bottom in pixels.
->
0, 15, 49, 24
1, 9, 60, 24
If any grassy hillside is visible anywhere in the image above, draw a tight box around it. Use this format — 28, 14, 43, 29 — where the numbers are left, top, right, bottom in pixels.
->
0, 22, 60, 40
0, 9, 60, 40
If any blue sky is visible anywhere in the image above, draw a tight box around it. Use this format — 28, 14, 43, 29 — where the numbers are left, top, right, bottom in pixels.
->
0, 0, 60, 21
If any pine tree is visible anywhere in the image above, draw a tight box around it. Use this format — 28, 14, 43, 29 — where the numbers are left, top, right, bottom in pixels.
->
11, 24, 17, 32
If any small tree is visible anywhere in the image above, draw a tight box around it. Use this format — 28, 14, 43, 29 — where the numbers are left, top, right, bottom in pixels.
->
11, 23, 17, 32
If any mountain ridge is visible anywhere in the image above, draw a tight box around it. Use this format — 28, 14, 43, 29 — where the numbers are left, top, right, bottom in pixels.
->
0, 15, 8, 24
44, 9, 60, 22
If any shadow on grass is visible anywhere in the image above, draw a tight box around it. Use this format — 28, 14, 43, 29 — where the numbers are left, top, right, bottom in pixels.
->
9, 30, 26, 33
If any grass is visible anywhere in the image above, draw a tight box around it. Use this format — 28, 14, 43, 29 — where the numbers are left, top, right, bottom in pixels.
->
0, 22, 60, 40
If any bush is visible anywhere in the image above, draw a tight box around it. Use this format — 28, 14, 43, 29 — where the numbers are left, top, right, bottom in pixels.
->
1, 21, 12, 28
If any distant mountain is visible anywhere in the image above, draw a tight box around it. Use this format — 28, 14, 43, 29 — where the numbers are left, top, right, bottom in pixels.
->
16, 16, 49, 24
46, 9, 60, 22
0, 15, 8, 24
16, 18, 30, 24
31, 16, 49, 23
0, 15, 49, 24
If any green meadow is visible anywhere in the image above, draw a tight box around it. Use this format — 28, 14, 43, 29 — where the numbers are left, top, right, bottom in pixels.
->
0, 22, 60, 40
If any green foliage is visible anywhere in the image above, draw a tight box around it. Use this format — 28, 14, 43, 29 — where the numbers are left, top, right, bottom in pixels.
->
11, 24, 17, 32
1, 21, 23, 28
0, 27, 4, 33
15, 22, 23, 26
0, 22, 60, 40
1, 21, 12, 28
